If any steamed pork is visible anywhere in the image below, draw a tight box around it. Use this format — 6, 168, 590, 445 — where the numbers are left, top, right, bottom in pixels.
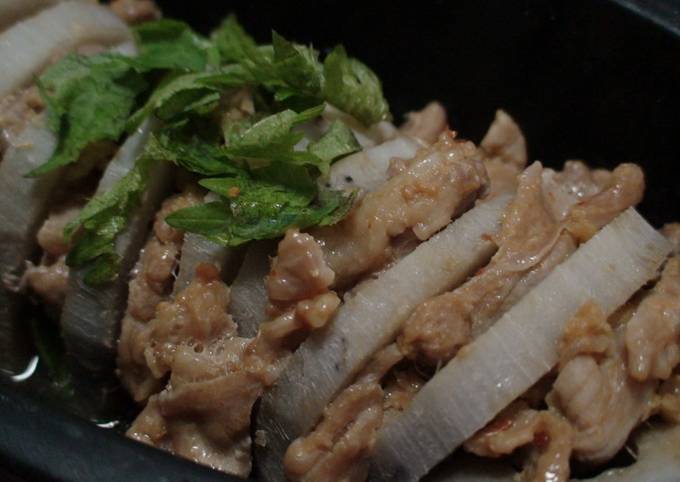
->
1, 4, 679, 482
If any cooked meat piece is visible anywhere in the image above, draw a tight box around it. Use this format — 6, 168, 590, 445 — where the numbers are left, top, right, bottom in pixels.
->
36, 205, 80, 257
464, 401, 573, 482
117, 190, 201, 401
480, 109, 528, 169
152, 190, 202, 245
266, 229, 335, 303
566, 163, 644, 242
476, 110, 527, 198
128, 370, 259, 476
22, 205, 80, 305
127, 239, 179, 322
541, 160, 609, 222
625, 256, 680, 381
126, 190, 201, 322
382, 365, 425, 414
143, 263, 236, 379
661, 223, 680, 254
313, 131, 489, 286
399, 162, 560, 363
547, 301, 656, 464
484, 157, 521, 198
109, 0, 161, 24
496, 233, 576, 315
126, 265, 256, 477
398, 102, 448, 144
284, 345, 403, 482
398, 159, 641, 365
0, 86, 44, 153
244, 291, 340, 386
556, 300, 613, 369
127, 231, 342, 477
23, 256, 69, 306
285, 383, 383, 482
654, 374, 680, 423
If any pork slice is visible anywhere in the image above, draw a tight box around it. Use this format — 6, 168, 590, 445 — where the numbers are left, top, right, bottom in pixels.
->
625, 256, 680, 381
399, 102, 448, 145
314, 131, 489, 286
255, 195, 510, 482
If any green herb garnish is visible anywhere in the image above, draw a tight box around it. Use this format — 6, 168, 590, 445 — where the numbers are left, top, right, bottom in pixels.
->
34, 16, 385, 284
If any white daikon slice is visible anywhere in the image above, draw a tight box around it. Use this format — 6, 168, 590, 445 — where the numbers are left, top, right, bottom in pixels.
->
255, 194, 511, 480
173, 192, 239, 294
0, 121, 57, 288
428, 424, 680, 482
0, 1, 130, 97
173, 232, 236, 295
61, 118, 172, 372
424, 451, 515, 482
230, 240, 276, 338
577, 424, 680, 482
0, 0, 68, 33
327, 135, 422, 192
370, 208, 671, 482
323, 104, 398, 148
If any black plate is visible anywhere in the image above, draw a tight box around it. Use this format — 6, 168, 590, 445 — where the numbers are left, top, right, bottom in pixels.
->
1, 0, 679, 480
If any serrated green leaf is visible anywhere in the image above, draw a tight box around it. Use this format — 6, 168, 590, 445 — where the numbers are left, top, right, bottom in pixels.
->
166, 187, 355, 247
211, 14, 259, 64
64, 156, 157, 284
144, 130, 246, 176
132, 19, 218, 72
29, 54, 147, 177
308, 120, 360, 164
323, 45, 390, 126
271, 31, 323, 98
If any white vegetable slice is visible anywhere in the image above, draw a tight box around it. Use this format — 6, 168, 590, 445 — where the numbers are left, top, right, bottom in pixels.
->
255, 194, 512, 480
0, 1, 131, 97
61, 118, 173, 372
230, 240, 276, 337
173, 193, 239, 294
323, 104, 398, 148
370, 208, 671, 482
424, 451, 514, 482
0, 121, 57, 288
577, 424, 680, 482
328, 135, 422, 192
427, 424, 680, 482
0, 0, 68, 33
172, 233, 234, 294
